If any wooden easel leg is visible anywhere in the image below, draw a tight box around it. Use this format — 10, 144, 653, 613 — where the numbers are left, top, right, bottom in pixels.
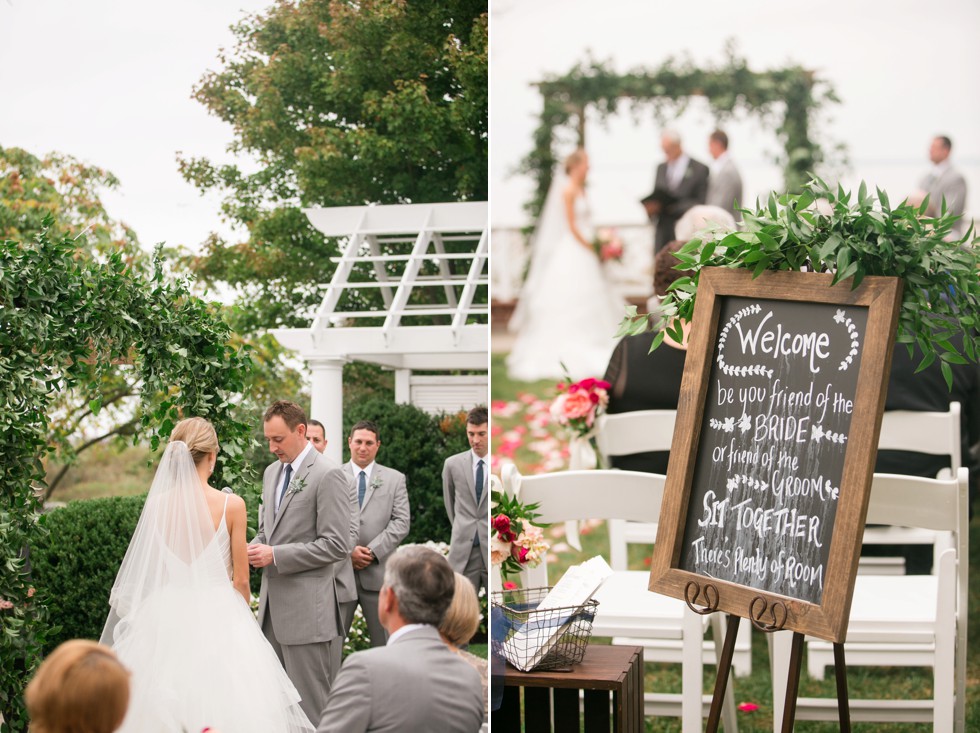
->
705, 614, 740, 733
780, 632, 805, 733
833, 642, 852, 733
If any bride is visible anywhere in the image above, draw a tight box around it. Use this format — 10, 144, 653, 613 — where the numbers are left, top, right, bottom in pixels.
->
507, 148, 627, 381
101, 417, 313, 733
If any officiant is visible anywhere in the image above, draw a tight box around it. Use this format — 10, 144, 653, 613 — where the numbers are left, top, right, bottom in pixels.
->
642, 130, 709, 253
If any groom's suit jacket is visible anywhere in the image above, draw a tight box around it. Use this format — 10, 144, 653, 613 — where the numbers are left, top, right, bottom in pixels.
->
315, 625, 484, 733
652, 157, 709, 252
443, 450, 489, 574
253, 449, 358, 645
336, 462, 411, 594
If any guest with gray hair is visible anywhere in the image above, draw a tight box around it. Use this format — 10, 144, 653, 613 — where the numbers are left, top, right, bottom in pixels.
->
316, 546, 484, 732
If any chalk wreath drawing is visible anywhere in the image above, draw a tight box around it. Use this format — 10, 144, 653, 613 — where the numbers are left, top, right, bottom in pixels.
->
834, 308, 861, 371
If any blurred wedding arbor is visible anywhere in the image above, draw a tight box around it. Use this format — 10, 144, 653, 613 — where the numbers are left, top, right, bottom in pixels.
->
520, 44, 841, 219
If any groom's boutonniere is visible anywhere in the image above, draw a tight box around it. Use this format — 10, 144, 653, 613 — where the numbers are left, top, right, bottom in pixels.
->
287, 475, 307, 497
370, 476, 382, 490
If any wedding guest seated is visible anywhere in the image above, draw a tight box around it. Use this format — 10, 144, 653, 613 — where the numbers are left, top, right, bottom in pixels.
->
439, 573, 489, 723
316, 546, 483, 733
867, 333, 980, 572
602, 241, 693, 473
25, 639, 130, 733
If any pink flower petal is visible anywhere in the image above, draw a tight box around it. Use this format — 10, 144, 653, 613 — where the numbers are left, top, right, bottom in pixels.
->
737, 703, 760, 713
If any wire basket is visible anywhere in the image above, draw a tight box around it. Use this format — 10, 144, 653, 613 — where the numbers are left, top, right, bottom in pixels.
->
491, 586, 598, 672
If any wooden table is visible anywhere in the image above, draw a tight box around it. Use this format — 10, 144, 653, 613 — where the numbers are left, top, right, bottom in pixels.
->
493, 644, 644, 733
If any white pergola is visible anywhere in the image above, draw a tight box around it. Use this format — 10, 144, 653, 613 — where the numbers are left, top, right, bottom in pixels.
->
272, 201, 488, 463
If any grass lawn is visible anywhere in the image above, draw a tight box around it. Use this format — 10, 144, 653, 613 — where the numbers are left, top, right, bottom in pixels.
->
491, 353, 980, 732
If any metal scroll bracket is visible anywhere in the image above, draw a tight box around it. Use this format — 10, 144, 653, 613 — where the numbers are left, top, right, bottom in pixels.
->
684, 580, 719, 615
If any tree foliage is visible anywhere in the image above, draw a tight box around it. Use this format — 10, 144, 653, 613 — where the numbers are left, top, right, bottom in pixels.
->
523, 43, 841, 218
179, 0, 489, 333
621, 178, 980, 388
0, 224, 252, 731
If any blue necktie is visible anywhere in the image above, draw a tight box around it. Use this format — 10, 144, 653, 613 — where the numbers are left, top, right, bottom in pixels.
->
358, 470, 367, 507
277, 464, 293, 514
473, 460, 484, 546
475, 460, 485, 503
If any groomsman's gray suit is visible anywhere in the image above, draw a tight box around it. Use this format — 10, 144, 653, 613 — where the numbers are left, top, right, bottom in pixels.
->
338, 462, 410, 646
315, 625, 483, 733
921, 164, 968, 236
253, 446, 358, 722
706, 155, 744, 221
443, 450, 489, 594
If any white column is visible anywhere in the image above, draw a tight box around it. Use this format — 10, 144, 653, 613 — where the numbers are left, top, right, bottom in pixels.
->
394, 369, 412, 404
308, 356, 346, 464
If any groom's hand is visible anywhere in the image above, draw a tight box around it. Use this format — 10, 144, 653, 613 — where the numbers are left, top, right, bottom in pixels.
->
247, 543, 275, 568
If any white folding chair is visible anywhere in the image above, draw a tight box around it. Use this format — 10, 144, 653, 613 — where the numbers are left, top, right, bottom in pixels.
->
859, 402, 961, 575
502, 464, 738, 733
772, 468, 968, 732
595, 409, 753, 677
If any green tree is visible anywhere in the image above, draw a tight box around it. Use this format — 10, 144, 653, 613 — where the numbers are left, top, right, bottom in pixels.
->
179, 0, 488, 333
0, 221, 253, 730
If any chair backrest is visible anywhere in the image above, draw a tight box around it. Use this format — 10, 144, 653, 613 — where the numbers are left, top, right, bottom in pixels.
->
877, 401, 961, 474
594, 409, 677, 461
499, 464, 665, 587
594, 411, 675, 570
866, 468, 969, 626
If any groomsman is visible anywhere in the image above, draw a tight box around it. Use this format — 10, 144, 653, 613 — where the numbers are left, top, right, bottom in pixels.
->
307, 418, 328, 454
338, 420, 410, 647
443, 406, 489, 595
705, 129, 744, 221
916, 135, 968, 237
248, 401, 358, 721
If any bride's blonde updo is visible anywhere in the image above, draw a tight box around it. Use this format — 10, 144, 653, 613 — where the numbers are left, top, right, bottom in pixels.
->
564, 148, 587, 175
170, 417, 219, 466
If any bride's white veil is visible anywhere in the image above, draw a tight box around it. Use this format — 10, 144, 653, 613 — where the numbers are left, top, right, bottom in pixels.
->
509, 167, 570, 333
100, 440, 219, 647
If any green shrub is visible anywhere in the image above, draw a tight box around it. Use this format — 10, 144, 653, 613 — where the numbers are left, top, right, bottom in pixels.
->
343, 397, 470, 546
31, 495, 146, 651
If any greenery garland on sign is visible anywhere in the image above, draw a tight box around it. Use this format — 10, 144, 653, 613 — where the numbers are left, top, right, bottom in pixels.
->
521, 44, 841, 219
0, 223, 252, 731
619, 177, 980, 388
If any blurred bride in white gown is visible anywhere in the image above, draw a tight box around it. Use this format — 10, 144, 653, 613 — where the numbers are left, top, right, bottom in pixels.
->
507, 149, 627, 381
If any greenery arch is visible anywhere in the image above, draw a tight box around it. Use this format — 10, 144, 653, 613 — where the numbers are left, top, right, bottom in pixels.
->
521, 45, 842, 218
0, 224, 253, 731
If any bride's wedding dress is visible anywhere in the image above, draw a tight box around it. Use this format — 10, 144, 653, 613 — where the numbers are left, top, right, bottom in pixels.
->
507, 180, 627, 382
102, 442, 313, 733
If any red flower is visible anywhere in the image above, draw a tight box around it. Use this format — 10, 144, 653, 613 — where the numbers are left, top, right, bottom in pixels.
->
589, 392, 599, 404
596, 380, 611, 390
517, 546, 530, 563
503, 580, 517, 590
579, 377, 596, 390
493, 515, 511, 534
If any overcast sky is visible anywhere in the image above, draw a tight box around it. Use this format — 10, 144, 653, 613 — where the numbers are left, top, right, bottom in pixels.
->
491, 0, 980, 227
0, 0, 272, 251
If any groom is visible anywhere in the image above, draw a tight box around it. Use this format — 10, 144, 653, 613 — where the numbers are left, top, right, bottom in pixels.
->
249, 400, 358, 721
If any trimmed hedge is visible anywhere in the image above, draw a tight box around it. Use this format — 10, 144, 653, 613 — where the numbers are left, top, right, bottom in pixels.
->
31, 495, 146, 651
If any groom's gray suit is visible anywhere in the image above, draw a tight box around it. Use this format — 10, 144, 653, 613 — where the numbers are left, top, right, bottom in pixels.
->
253, 445, 358, 721
443, 450, 489, 594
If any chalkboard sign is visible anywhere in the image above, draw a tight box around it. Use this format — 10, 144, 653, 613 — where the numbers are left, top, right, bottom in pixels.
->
649, 268, 901, 642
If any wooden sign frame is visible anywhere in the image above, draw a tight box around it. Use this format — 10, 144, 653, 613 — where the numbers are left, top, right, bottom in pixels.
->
649, 268, 902, 643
